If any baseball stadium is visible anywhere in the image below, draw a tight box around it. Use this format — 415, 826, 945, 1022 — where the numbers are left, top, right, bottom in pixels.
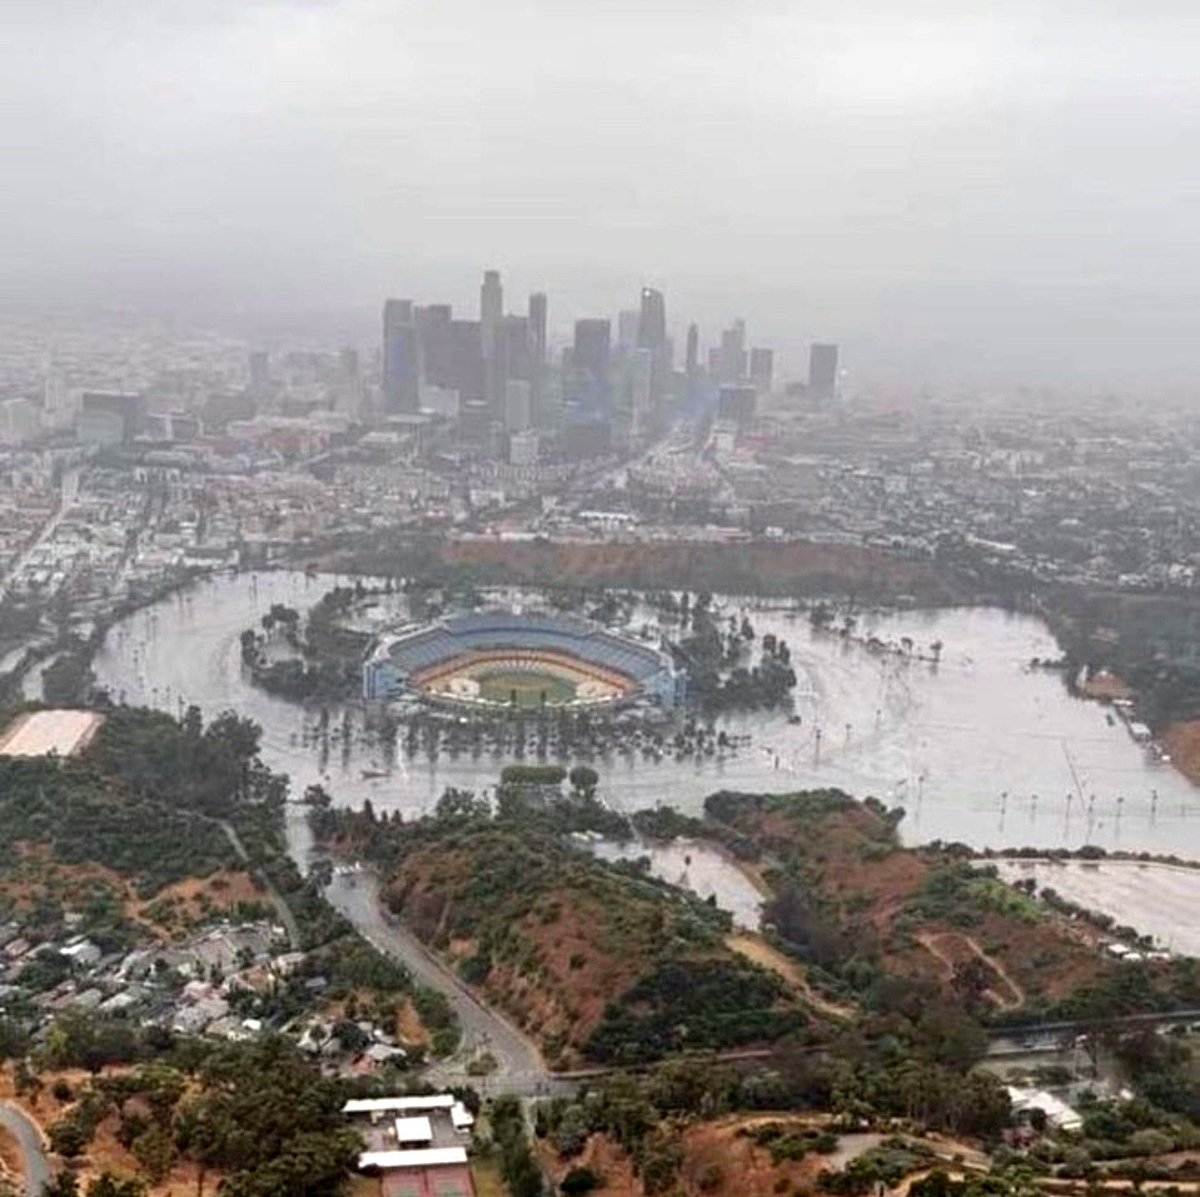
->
362, 610, 684, 712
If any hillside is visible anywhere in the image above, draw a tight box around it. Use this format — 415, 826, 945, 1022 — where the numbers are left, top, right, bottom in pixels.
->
702, 789, 1140, 1019
308, 531, 963, 603
369, 814, 811, 1068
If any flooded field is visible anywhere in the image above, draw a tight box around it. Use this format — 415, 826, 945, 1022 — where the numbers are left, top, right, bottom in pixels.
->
91, 569, 1200, 858
584, 837, 765, 930
994, 858, 1200, 956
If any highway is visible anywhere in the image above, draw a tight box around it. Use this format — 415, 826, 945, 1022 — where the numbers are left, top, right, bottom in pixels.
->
0, 1102, 51, 1197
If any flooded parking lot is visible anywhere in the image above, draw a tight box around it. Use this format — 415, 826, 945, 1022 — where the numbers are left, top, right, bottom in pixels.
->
92, 570, 1200, 859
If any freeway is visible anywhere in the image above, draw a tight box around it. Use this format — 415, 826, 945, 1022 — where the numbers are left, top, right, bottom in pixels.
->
0, 1102, 51, 1197
324, 871, 566, 1094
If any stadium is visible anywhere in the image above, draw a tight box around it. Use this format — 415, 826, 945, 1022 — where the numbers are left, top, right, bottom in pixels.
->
362, 610, 684, 712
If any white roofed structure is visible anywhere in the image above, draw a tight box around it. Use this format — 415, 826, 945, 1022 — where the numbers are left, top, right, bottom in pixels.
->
358, 1148, 468, 1169
394, 1116, 433, 1145
343, 1095, 454, 1115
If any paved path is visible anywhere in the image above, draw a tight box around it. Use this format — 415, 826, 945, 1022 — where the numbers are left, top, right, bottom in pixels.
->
0, 1102, 50, 1197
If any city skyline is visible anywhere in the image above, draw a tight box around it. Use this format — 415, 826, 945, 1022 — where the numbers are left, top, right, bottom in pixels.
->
0, 1, 1196, 394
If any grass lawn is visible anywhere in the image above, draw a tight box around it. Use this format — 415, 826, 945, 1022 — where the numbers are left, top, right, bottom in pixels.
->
476, 668, 577, 708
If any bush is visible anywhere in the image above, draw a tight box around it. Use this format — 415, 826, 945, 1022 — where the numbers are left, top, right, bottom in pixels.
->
561, 1166, 602, 1195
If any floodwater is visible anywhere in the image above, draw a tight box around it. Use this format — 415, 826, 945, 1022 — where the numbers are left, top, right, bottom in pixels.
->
994, 858, 1200, 956
91, 570, 1200, 859
585, 837, 764, 930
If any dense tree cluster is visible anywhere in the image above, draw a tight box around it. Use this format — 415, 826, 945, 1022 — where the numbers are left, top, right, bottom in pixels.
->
40, 1035, 360, 1197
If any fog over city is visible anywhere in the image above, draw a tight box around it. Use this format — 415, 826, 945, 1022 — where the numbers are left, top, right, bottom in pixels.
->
2, 0, 1197, 390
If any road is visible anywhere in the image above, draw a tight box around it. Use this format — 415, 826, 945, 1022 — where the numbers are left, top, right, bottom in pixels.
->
215, 819, 302, 949
0, 467, 78, 603
324, 871, 563, 1094
0, 1102, 51, 1197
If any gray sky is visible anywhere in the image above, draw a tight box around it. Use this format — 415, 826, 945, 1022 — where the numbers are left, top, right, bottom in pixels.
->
2, 0, 1197, 391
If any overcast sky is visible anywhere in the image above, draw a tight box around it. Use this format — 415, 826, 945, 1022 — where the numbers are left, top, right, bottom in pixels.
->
1, 0, 1196, 391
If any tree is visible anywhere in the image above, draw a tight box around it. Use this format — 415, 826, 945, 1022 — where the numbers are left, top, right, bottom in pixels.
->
568, 766, 598, 796
87, 1176, 147, 1197
40, 1173, 81, 1197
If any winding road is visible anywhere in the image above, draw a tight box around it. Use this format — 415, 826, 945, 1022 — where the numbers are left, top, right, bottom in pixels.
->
0, 1102, 51, 1197
324, 871, 567, 1095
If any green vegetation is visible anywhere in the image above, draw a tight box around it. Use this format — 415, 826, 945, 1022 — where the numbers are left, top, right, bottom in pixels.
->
320, 794, 806, 1067
0, 706, 264, 898
42, 1035, 360, 1197
489, 1095, 543, 1197
240, 586, 377, 703
476, 667, 577, 708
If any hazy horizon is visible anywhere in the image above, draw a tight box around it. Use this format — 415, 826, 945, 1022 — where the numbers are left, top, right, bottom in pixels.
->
2, 0, 1196, 394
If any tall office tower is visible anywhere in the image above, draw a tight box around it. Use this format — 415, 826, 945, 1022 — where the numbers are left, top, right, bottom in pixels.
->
415, 304, 454, 387
572, 318, 611, 379
527, 291, 548, 427
617, 309, 640, 352
338, 346, 361, 416
630, 348, 654, 437
488, 315, 529, 421
636, 287, 668, 417
749, 347, 774, 392
504, 379, 533, 432
500, 315, 531, 380
685, 323, 700, 377
637, 287, 666, 351
480, 269, 503, 361
572, 318, 612, 418
528, 293, 547, 368
719, 320, 747, 384
382, 298, 419, 413
808, 343, 839, 402
248, 350, 270, 396
448, 320, 485, 404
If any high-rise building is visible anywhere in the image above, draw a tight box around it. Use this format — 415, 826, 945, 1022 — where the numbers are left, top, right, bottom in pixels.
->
77, 391, 146, 445
636, 288, 668, 420
572, 319, 611, 380
528, 291, 548, 428
637, 287, 666, 351
630, 348, 654, 437
338, 346, 362, 417
382, 298, 419, 413
448, 320, 484, 404
749, 347, 774, 392
719, 320, 747, 384
808, 343, 839, 402
0, 398, 39, 445
504, 379, 533, 432
480, 270, 503, 362
685, 323, 700, 377
528, 293, 547, 369
415, 304, 454, 387
617, 309, 640, 351
489, 315, 529, 421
